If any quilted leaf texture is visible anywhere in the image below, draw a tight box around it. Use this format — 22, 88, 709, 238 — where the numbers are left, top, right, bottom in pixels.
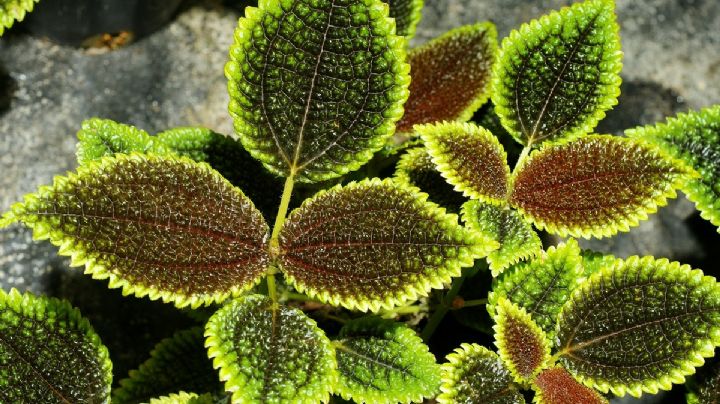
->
385, 0, 423, 38
226, 0, 410, 182
76, 118, 168, 165
1, 154, 270, 308
0, 0, 38, 35
532, 367, 607, 404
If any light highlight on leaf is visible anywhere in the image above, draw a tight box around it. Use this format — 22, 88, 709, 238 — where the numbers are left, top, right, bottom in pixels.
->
76, 118, 167, 165
385, 0, 423, 38
0, 0, 38, 36
532, 367, 607, 404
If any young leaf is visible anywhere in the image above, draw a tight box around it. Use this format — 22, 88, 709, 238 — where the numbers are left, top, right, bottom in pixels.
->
419, 121, 511, 205
385, 0, 423, 38
76, 118, 167, 165
488, 239, 583, 337
1, 154, 270, 308
205, 294, 336, 403
509, 135, 696, 238
533, 367, 607, 404
333, 316, 441, 403
0, 288, 112, 402
555, 256, 720, 397
437, 343, 525, 404
226, 0, 411, 182
394, 147, 466, 213
397, 23, 498, 133
492, 0, 622, 146
113, 328, 221, 404
462, 200, 541, 276
0, 0, 38, 36
580, 249, 617, 277
493, 298, 551, 385
626, 105, 720, 232
278, 178, 495, 312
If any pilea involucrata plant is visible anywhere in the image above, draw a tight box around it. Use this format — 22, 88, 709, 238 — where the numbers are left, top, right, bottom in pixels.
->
1, 0, 719, 403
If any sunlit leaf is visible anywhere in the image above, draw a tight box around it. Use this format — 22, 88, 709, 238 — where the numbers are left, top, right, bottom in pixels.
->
509, 135, 696, 238
205, 294, 336, 403
0, 288, 112, 403
580, 249, 617, 277
226, 0, 410, 182
462, 200, 541, 276
555, 256, 720, 397
626, 105, 720, 232
397, 23, 498, 133
148, 391, 209, 404
394, 147, 466, 213
419, 121, 510, 205
437, 343, 524, 404
1, 154, 270, 308
76, 118, 167, 165
492, 0, 622, 146
279, 178, 495, 312
333, 316, 441, 403
533, 367, 607, 404
0, 0, 38, 35
385, 0, 423, 38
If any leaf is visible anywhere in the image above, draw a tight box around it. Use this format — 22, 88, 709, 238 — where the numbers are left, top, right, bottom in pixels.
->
205, 294, 336, 403
419, 121, 511, 205
385, 0, 423, 38
394, 147, 466, 213
493, 297, 551, 385
437, 343, 525, 404
580, 249, 617, 277
397, 23, 498, 133
226, 0, 411, 183
462, 200, 541, 276
113, 328, 221, 404
508, 135, 696, 238
0, 288, 112, 403
532, 367, 607, 404
76, 118, 168, 165
278, 178, 495, 312
473, 102, 525, 167
491, 0, 622, 146
687, 356, 720, 404
148, 391, 209, 404
488, 239, 583, 337
1, 153, 270, 308
555, 256, 720, 397
626, 105, 720, 232
333, 316, 441, 403
0, 0, 38, 36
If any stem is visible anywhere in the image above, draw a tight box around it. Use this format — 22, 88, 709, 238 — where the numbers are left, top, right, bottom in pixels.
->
381, 304, 423, 317
453, 298, 487, 309
420, 273, 467, 342
270, 175, 296, 250
267, 269, 278, 307
514, 145, 532, 173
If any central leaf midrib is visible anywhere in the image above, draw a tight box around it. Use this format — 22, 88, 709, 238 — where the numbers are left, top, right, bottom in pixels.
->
336, 340, 418, 380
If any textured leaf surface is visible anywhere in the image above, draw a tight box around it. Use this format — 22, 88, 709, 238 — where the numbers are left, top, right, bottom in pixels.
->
0, 289, 112, 403
333, 316, 441, 403
113, 328, 221, 403
1, 154, 270, 308
473, 103, 524, 168
279, 178, 493, 311
420, 121, 510, 204
533, 367, 607, 404
580, 249, 617, 277
626, 105, 720, 232
0, 0, 38, 35
493, 298, 551, 384
488, 239, 583, 336
437, 343, 524, 404
385, 0, 422, 38
556, 256, 720, 397
462, 200, 541, 276
147, 391, 207, 404
226, 0, 410, 182
397, 23, 498, 133
492, 0, 622, 146
394, 147, 466, 213
509, 135, 695, 238
76, 118, 167, 165
205, 294, 336, 403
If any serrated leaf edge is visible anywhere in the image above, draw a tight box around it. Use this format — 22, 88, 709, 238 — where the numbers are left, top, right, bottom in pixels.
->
0, 0, 39, 35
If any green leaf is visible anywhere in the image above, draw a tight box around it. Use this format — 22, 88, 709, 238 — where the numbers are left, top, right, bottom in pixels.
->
473, 103, 525, 168
493, 297, 551, 385
0, 288, 112, 402
394, 147, 466, 213
555, 256, 720, 397
278, 178, 495, 312
385, 0, 423, 38
532, 367, 607, 404
626, 105, 720, 233
509, 135, 696, 238
147, 391, 210, 404
437, 343, 525, 404
419, 121, 511, 205
333, 316, 441, 403
113, 328, 221, 404
0, 0, 38, 36
205, 294, 336, 403
397, 23, 498, 133
462, 200, 541, 276
491, 0, 622, 146
76, 118, 168, 165
687, 357, 720, 404
488, 239, 583, 337
226, 0, 411, 183
580, 249, 617, 277
1, 153, 270, 308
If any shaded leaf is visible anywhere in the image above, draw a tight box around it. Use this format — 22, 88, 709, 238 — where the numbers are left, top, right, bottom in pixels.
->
532, 367, 607, 404
279, 178, 495, 312
394, 147, 466, 213
226, 0, 410, 182
1, 154, 270, 308
626, 105, 720, 232
509, 135, 696, 238
205, 294, 336, 403
492, 0, 622, 146
385, 0, 423, 38
0, 288, 112, 403
687, 356, 720, 404
76, 118, 167, 165
462, 200, 541, 276
437, 343, 524, 404
0, 0, 38, 35
397, 23, 498, 133
472, 102, 524, 167
555, 256, 720, 397
419, 121, 511, 204
333, 316, 441, 403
